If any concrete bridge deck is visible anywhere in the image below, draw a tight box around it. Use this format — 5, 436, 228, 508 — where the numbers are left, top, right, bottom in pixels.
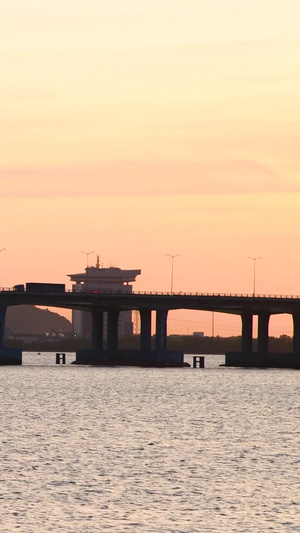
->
2, 289, 300, 313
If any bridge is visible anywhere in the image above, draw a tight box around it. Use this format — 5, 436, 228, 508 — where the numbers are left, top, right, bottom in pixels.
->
1, 289, 300, 367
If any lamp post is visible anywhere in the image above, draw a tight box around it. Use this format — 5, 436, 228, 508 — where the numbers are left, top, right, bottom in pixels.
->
82, 251, 95, 268
82, 251, 94, 293
0, 248, 6, 289
166, 254, 180, 294
248, 256, 262, 296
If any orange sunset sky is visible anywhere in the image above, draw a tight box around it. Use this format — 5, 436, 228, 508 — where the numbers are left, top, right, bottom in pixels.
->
1, 0, 300, 336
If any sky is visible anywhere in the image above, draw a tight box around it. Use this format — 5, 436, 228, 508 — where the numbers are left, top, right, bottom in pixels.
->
1, 0, 300, 336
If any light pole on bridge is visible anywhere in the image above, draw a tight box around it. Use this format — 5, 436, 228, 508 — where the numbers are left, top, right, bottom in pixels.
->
248, 256, 262, 296
82, 251, 95, 293
82, 251, 95, 268
166, 254, 180, 294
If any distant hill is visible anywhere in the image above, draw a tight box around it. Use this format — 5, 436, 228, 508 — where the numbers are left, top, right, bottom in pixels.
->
6, 306, 72, 334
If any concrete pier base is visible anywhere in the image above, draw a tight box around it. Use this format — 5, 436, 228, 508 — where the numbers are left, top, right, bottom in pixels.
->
224, 351, 300, 369
0, 348, 22, 365
74, 349, 188, 367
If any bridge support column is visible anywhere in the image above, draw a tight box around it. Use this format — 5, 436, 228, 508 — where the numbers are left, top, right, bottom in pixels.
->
140, 309, 152, 352
107, 310, 119, 352
91, 310, 104, 351
241, 313, 253, 353
292, 312, 300, 355
155, 310, 168, 352
257, 312, 270, 355
0, 306, 6, 349
0, 306, 22, 365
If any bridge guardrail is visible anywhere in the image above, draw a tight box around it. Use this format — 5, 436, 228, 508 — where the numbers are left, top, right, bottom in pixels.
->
2, 287, 300, 299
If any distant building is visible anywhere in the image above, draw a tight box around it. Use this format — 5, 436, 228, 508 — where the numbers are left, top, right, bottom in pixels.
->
193, 331, 204, 337
67, 256, 141, 339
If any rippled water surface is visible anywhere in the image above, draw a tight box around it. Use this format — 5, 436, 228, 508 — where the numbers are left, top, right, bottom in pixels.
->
1, 352, 300, 532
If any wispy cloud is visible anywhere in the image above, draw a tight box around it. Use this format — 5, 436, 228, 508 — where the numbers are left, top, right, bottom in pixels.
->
0, 159, 295, 199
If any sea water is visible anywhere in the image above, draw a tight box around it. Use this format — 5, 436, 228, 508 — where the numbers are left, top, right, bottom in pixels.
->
1, 352, 299, 532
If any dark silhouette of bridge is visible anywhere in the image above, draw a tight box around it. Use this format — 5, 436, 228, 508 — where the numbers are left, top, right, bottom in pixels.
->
1, 288, 300, 367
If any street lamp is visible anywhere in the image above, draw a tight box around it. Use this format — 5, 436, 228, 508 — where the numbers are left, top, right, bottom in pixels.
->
248, 256, 262, 296
82, 251, 95, 293
166, 254, 180, 294
82, 251, 95, 268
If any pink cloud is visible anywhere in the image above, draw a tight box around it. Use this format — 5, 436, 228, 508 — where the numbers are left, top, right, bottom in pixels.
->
0, 158, 295, 198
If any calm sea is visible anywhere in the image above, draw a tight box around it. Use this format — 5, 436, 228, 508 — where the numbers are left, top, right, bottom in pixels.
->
1, 352, 300, 532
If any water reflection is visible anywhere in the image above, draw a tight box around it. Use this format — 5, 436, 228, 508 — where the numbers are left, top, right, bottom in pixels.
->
1, 353, 299, 532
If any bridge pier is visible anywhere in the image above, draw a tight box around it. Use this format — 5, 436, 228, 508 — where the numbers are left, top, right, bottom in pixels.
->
91, 310, 104, 351
257, 312, 270, 357
0, 306, 6, 348
292, 312, 300, 355
0, 306, 22, 365
140, 309, 152, 352
226, 310, 300, 368
155, 309, 168, 352
226, 311, 271, 367
107, 310, 119, 352
75, 306, 185, 367
241, 313, 253, 353
75, 309, 118, 366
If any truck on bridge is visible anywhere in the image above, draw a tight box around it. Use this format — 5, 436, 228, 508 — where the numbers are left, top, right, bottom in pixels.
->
13, 283, 65, 293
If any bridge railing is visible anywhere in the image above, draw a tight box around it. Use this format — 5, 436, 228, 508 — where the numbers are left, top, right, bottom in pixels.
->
131, 292, 300, 299
76, 289, 300, 298
2, 287, 300, 299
